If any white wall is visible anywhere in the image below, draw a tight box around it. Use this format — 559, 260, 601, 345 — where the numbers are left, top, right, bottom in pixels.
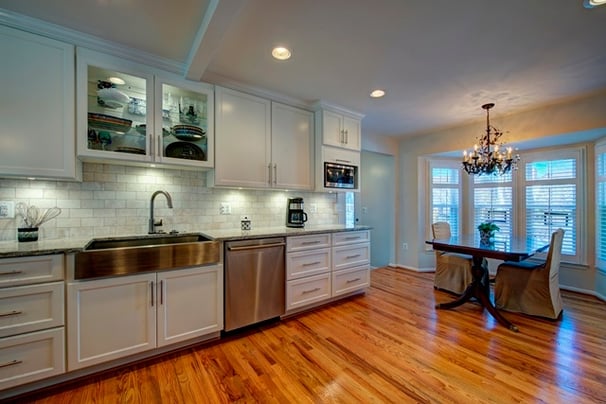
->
0, 163, 344, 241
396, 90, 606, 294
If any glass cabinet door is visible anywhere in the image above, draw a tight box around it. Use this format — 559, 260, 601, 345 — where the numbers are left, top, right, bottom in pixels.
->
85, 65, 151, 159
155, 78, 213, 167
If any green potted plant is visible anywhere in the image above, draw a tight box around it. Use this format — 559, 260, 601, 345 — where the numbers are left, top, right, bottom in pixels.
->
478, 222, 500, 244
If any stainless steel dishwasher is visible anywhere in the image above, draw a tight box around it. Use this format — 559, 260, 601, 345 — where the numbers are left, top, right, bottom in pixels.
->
224, 237, 286, 332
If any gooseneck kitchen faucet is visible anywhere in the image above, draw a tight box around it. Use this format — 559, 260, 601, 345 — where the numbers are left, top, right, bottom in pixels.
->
149, 190, 173, 234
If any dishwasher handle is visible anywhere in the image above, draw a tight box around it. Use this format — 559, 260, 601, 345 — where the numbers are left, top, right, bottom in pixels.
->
227, 242, 286, 252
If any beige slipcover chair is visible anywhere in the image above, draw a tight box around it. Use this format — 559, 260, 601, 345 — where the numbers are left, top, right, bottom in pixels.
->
494, 229, 565, 320
431, 222, 474, 294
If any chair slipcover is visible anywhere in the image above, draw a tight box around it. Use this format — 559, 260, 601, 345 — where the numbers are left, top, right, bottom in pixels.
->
494, 229, 565, 320
431, 222, 474, 295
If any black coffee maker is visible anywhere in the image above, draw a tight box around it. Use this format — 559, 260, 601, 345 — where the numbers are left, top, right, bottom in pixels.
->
286, 197, 308, 228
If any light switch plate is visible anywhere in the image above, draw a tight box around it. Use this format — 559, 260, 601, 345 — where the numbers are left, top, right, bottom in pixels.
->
0, 201, 15, 219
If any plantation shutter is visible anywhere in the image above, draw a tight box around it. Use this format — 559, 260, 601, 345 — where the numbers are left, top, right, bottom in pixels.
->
597, 142, 606, 270
472, 172, 513, 243
524, 157, 578, 258
430, 163, 462, 237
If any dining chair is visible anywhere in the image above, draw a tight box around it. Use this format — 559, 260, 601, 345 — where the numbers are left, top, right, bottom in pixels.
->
494, 228, 565, 320
431, 222, 474, 294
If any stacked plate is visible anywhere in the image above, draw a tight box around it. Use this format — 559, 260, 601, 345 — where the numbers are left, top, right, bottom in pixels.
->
172, 124, 205, 141
88, 113, 132, 133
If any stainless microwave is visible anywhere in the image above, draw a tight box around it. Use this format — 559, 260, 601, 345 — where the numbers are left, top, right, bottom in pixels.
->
324, 162, 357, 189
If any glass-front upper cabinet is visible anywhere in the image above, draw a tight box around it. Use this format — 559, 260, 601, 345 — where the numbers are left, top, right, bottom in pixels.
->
77, 48, 213, 169
154, 77, 213, 168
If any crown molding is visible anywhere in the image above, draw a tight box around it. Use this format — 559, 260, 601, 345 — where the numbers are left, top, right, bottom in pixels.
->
0, 8, 184, 75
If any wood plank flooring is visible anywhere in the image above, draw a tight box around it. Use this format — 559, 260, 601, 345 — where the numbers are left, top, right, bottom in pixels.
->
12, 267, 606, 403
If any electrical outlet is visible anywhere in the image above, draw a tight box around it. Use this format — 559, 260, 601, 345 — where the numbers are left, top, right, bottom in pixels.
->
309, 204, 317, 213
0, 201, 15, 219
362, 206, 368, 214
219, 202, 231, 215
402, 243, 408, 250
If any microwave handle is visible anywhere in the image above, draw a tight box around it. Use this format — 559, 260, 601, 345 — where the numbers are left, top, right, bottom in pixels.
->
335, 158, 352, 164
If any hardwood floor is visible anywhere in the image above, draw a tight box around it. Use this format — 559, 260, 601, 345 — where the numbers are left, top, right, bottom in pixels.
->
13, 267, 606, 403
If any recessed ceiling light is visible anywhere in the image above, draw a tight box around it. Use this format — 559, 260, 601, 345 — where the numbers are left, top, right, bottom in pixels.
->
108, 76, 125, 85
370, 89, 386, 98
584, 0, 606, 8
272, 46, 291, 60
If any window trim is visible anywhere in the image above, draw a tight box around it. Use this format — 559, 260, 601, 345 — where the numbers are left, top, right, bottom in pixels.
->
518, 146, 586, 264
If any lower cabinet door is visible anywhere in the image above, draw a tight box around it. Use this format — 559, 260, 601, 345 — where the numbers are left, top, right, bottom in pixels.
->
0, 327, 65, 390
67, 273, 156, 371
332, 265, 369, 297
286, 272, 331, 311
157, 265, 223, 347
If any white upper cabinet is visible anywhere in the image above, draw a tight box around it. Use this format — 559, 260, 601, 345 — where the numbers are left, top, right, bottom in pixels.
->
271, 102, 314, 190
212, 87, 314, 190
0, 25, 79, 180
213, 86, 271, 188
315, 105, 362, 151
76, 48, 213, 169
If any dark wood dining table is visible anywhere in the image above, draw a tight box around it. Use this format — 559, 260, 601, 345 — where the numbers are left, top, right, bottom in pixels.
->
425, 235, 550, 332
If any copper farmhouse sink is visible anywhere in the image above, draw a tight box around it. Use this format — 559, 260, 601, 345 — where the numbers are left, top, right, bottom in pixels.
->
75, 233, 220, 280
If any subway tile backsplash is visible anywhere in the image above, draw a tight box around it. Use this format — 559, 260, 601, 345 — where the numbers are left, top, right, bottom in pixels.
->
0, 163, 345, 241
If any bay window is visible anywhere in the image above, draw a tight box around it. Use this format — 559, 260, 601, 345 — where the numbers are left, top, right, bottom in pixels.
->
429, 161, 462, 237
597, 142, 606, 270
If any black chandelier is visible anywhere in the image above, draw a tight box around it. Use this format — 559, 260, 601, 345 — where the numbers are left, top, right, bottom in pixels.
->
462, 103, 520, 176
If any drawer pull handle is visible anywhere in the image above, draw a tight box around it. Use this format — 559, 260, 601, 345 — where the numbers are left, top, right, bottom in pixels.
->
346, 254, 361, 259
346, 278, 362, 284
301, 241, 321, 245
302, 261, 321, 267
0, 270, 23, 276
344, 236, 360, 240
0, 310, 23, 318
302, 287, 321, 294
0, 359, 23, 369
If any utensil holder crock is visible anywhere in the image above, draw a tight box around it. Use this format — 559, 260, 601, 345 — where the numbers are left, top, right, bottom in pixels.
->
18, 227, 39, 242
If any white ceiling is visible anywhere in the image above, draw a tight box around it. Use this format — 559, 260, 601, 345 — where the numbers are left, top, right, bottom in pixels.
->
1, 0, 606, 140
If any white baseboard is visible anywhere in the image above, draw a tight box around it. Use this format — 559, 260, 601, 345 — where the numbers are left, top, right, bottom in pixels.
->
561, 285, 606, 302
388, 264, 435, 273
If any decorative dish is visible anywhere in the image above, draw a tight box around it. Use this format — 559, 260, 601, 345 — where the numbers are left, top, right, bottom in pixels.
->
172, 124, 205, 141
88, 113, 132, 133
165, 142, 205, 161
97, 88, 130, 109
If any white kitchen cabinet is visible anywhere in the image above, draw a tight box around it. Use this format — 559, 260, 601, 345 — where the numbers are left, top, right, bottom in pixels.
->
212, 86, 271, 188
285, 233, 333, 312
67, 272, 156, 370
76, 48, 214, 169
212, 87, 314, 190
156, 265, 223, 347
331, 231, 370, 296
0, 25, 78, 180
67, 264, 223, 370
285, 231, 370, 314
271, 102, 314, 190
0, 255, 65, 391
315, 106, 362, 151
0, 328, 65, 390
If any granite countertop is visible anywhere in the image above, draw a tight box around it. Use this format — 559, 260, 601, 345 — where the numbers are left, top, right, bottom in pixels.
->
0, 225, 371, 258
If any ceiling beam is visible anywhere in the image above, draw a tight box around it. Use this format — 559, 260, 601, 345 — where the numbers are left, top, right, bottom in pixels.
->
184, 0, 248, 81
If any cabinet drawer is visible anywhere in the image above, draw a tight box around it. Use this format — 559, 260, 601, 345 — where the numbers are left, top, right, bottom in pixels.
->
0, 255, 64, 288
286, 248, 331, 280
332, 230, 370, 246
333, 243, 370, 271
286, 273, 331, 311
287, 234, 331, 252
332, 265, 369, 297
0, 327, 65, 390
0, 282, 64, 338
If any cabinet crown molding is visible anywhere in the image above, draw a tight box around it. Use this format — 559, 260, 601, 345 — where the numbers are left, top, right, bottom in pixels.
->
312, 101, 365, 120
